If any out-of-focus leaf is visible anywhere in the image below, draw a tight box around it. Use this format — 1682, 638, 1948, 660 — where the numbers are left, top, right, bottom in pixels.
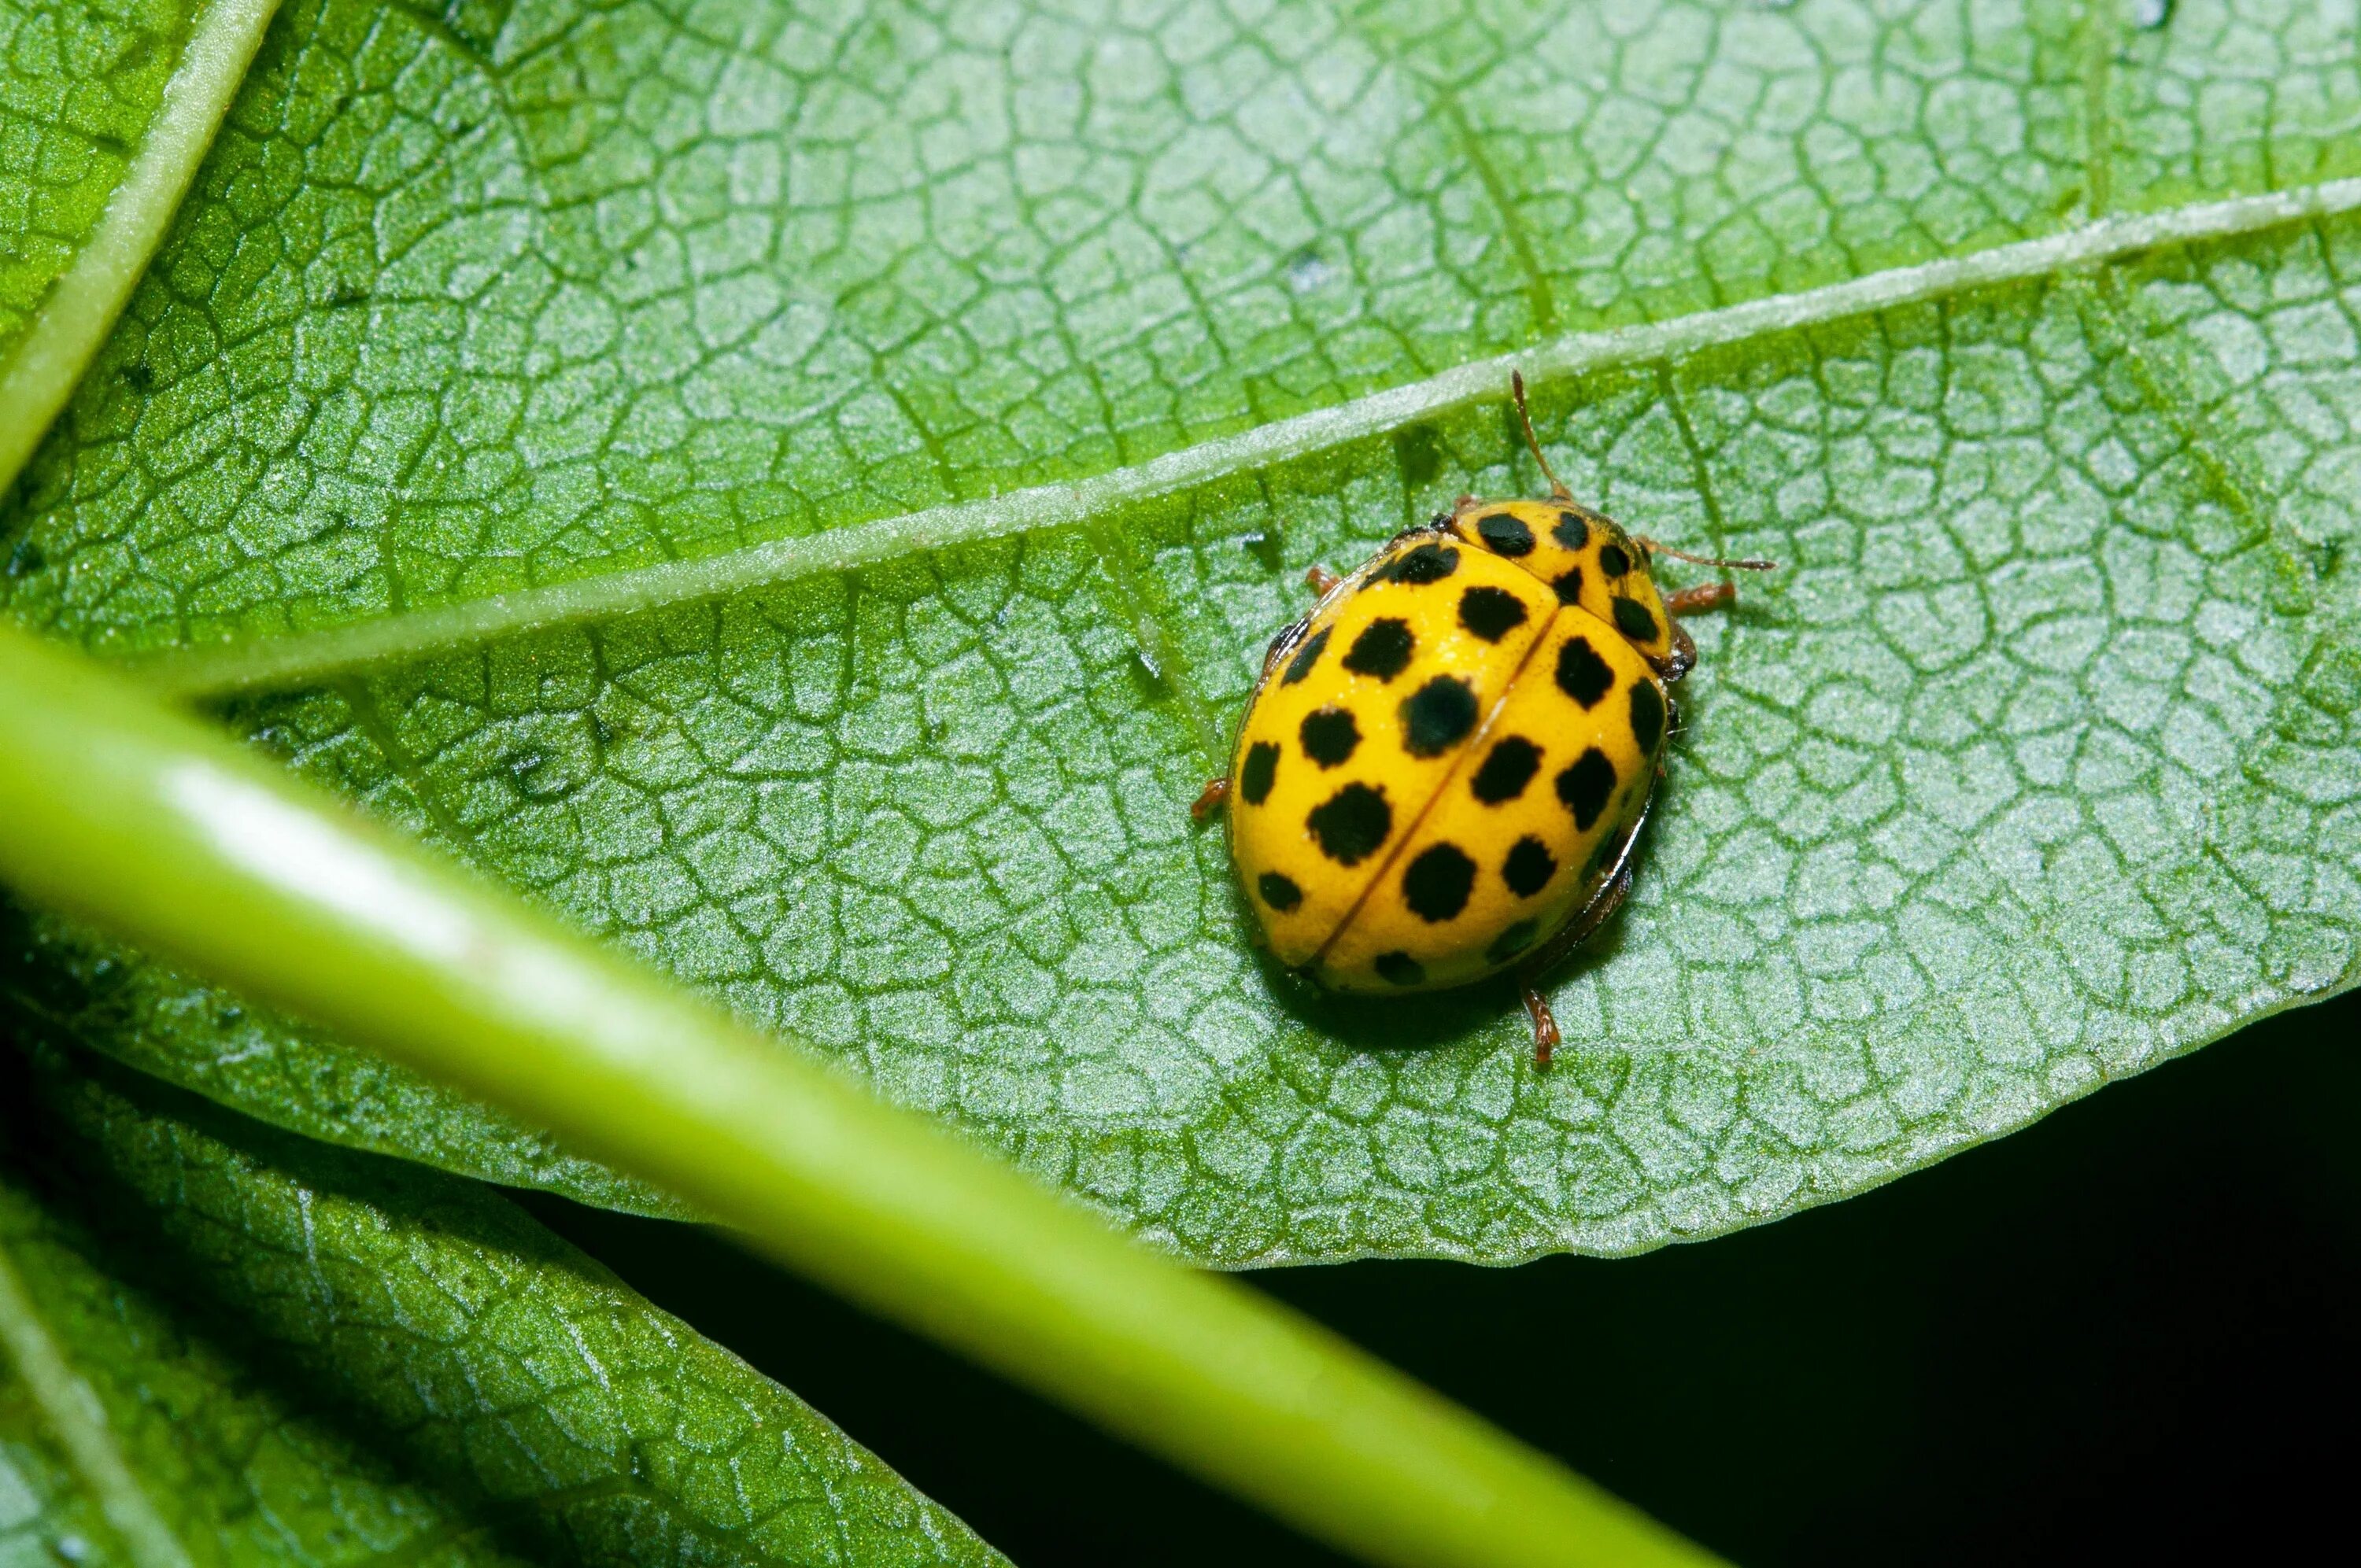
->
0, 1045, 1003, 1567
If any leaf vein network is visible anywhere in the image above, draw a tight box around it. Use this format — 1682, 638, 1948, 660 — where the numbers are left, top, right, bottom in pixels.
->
134, 176, 2361, 701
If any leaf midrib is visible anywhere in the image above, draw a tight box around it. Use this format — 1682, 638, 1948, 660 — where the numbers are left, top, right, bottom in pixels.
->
124, 175, 2361, 702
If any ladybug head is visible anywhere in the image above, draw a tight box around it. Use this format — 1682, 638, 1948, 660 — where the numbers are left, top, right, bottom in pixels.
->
1506, 371, 1772, 678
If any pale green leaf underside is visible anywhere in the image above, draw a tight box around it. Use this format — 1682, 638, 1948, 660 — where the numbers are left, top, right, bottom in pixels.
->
2, 0, 2359, 1264
0, 0, 2233, 643
0, 0, 198, 360
0, 1046, 1002, 1568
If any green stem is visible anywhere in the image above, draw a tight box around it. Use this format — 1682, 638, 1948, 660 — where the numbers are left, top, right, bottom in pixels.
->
0, 0, 281, 493
0, 623, 1720, 1568
0, 1223, 194, 1568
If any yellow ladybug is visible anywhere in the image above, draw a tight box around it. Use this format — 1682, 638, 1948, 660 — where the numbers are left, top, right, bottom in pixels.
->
1192, 374, 1773, 1067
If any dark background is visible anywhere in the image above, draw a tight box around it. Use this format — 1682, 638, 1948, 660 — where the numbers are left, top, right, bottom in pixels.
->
530, 984, 2360, 1567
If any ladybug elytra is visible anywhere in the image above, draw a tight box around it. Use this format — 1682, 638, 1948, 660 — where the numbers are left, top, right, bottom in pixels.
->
1192, 374, 1773, 1067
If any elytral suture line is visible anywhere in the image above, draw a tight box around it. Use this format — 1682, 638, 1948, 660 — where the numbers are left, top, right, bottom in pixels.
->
127, 175, 2361, 701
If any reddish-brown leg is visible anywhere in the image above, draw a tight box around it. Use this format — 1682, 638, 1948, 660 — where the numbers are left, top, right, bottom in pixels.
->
1522, 984, 1561, 1069
1302, 565, 1342, 596
1513, 853, 1639, 1070
1664, 581, 1735, 615
1190, 777, 1229, 823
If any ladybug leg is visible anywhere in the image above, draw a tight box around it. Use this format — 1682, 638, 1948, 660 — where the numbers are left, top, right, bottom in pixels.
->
1189, 777, 1229, 823
1302, 565, 1342, 597
1512, 850, 1641, 1069
1662, 619, 1699, 682
1520, 983, 1561, 1070
1657, 579, 1741, 682
1663, 581, 1735, 617
1642, 537, 1775, 662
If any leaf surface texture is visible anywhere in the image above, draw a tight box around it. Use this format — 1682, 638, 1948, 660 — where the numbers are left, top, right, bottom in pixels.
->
2, 0, 2358, 1263
0, 1048, 1003, 1567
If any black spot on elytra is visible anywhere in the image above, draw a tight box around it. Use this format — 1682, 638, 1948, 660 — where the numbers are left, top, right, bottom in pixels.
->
1553, 511, 1590, 552
1487, 917, 1542, 966
1402, 843, 1476, 922
1240, 741, 1280, 805
1343, 618, 1413, 681
1612, 596, 1659, 645
1299, 707, 1361, 768
1307, 782, 1391, 865
1470, 736, 1543, 803
1374, 950, 1425, 986
1630, 681, 1666, 754
1556, 747, 1617, 831
1475, 511, 1535, 557
1400, 676, 1478, 757
1598, 542, 1632, 578
1552, 566, 1584, 605
1556, 636, 1614, 708
1458, 585, 1528, 642
1383, 541, 1460, 584
1503, 837, 1557, 898
1280, 625, 1330, 684
1258, 872, 1302, 913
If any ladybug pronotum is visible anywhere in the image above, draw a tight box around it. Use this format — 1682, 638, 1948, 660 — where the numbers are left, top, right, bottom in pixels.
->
1192, 374, 1774, 1068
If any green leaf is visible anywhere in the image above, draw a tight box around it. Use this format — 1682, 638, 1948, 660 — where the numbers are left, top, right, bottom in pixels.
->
2, 0, 2107, 640
2104, 0, 2361, 212
0, 0, 278, 488
0, 614, 1720, 1568
4, 0, 2359, 1265
0, 0, 194, 357
0, 1043, 1006, 1568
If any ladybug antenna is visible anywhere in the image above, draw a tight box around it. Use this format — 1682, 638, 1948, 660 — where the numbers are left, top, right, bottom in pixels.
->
1510, 371, 1571, 500
1636, 536, 1779, 573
